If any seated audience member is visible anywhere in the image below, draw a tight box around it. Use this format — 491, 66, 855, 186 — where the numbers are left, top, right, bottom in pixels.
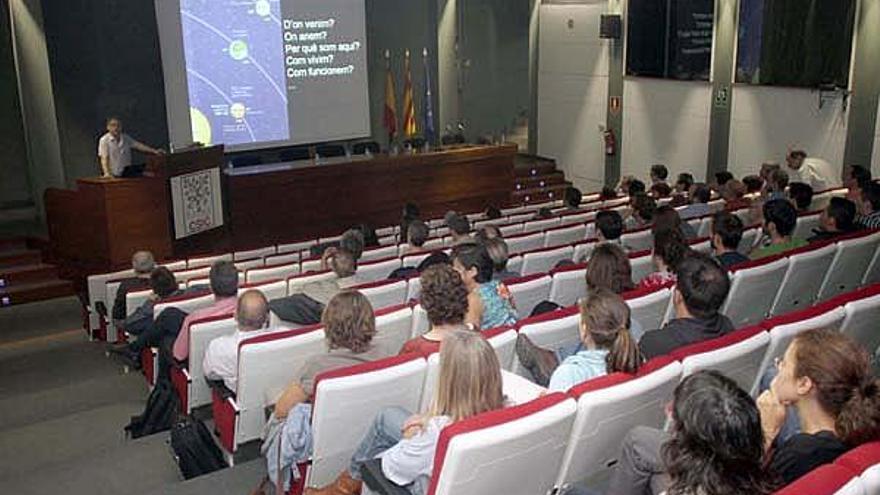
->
444, 211, 472, 245
856, 181, 880, 229
533, 207, 554, 220
712, 212, 749, 268
628, 179, 647, 197
451, 243, 518, 330
788, 182, 814, 213
202, 290, 268, 392
617, 175, 636, 195
751, 200, 807, 260
111, 250, 156, 327
757, 329, 880, 485
650, 181, 672, 199
607, 371, 774, 495
484, 205, 502, 220
639, 228, 691, 291
122, 266, 183, 337
399, 265, 470, 355
474, 224, 502, 242
808, 197, 859, 243
585, 243, 636, 295
743, 174, 764, 195
722, 179, 751, 211
171, 260, 240, 362
340, 228, 366, 261
403, 219, 430, 254
674, 172, 694, 195
653, 205, 693, 239
786, 150, 840, 192
625, 193, 656, 230
679, 183, 712, 220
268, 248, 363, 324
760, 162, 781, 184
563, 186, 583, 210
483, 237, 519, 281
516, 289, 642, 390
355, 224, 379, 249
650, 164, 669, 186
765, 168, 790, 201
638, 254, 733, 359
844, 165, 872, 202
399, 202, 421, 242
309, 330, 504, 495
714, 171, 734, 188
600, 185, 618, 201
595, 210, 627, 249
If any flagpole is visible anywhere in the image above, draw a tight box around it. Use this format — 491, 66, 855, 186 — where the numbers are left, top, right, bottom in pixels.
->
385, 49, 392, 150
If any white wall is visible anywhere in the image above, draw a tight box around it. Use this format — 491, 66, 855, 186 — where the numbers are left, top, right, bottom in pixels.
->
537, 2, 608, 191
728, 86, 849, 181
873, 98, 880, 176
621, 78, 712, 182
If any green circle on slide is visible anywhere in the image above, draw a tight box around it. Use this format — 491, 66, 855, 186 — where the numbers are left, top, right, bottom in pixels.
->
190, 107, 212, 145
229, 39, 249, 60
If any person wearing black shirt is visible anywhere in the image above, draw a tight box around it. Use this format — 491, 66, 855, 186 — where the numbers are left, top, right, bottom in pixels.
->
639, 253, 734, 359
711, 211, 750, 268
807, 197, 860, 243
110, 251, 155, 326
758, 329, 880, 486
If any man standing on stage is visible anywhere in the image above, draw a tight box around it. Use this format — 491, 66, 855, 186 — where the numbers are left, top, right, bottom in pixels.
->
98, 117, 164, 178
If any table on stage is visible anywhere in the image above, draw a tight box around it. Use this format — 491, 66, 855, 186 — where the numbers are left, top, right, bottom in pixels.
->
45, 144, 516, 274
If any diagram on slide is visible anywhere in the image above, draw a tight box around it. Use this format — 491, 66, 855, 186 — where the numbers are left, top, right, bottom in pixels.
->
180, 0, 289, 147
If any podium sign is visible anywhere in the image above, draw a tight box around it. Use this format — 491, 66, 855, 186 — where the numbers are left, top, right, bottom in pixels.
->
169, 167, 225, 239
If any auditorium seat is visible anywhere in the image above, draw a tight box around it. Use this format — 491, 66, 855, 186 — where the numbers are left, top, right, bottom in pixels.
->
696, 216, 714, 238
371, 305, 414, 357
739, 226, 761, 254
520, 245, 574, 276
277, 240, 316, 255
751, 303, 847, 396
483, 327, 518, 371
214, 326, 326, 454
357, 257, 403, 283
622, 285, 673, 333
548, 263, 587, 308
352, 279, 408, 311
233, 246, 276, 261
544, 224, 587, 248
559, 211, 596, 226
263, 252, 300, 267
245, 262, 300, 284
793, 212, 822, 240
621, 227, 653, 253
174, 266, 212, 283
306, 354, 427, 489
671, 325, 771, 392
722, 257, 789, 328
523, 217, 561, 234
554, 358, 683, 491
358, 244, 399, 263
572, 240, 598, 264
425, 394, 577, 495
770, 242, 837, 316
240, 279, 287, 301
404, 276, 421, 302
187, 253, 232, 269
125, 287, 153, 317
173, 314, 237, 413
819, 232, 880, 301
507, 254, 524, 275
629, 250, 655, 283
513, 306, 580, 378
839, 284, 880, 356
863, 245, 880, 286
506, 232, 546, 255
499, 222, 525, 237
505, 274, 552, 320
287, 270, 336, 294
835, 441, 880, 494
400, 251, 431, 269
688, 237, 712, 255
234, 259, 264, 272
772, 464, 864, 495
410, 303, 430, 339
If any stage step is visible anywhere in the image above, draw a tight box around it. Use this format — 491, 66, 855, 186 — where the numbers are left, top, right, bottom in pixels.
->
514, 172, 568, 190
0, 249, 43, 269
514, 162, 558, 178
0, 279, 75, 306
511, 183, 571, 205
0, 263, 61, 285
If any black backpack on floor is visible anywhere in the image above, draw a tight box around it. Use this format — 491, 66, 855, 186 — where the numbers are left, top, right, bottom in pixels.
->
124, 378, 179, 439
170, 415, 228, 479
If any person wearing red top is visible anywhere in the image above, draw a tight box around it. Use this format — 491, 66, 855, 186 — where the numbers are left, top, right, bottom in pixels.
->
638, 228, 692, 292
399, 264, 471, 356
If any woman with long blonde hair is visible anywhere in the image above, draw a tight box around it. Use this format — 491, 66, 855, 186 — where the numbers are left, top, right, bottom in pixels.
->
307, 330, 505, 495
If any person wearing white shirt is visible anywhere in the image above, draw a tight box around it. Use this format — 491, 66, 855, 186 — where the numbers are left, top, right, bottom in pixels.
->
97, 117, 163, 178
785, 150, 840, 192
203, 290, 268, 392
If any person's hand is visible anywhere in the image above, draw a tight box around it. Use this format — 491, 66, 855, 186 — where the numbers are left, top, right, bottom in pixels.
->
757, 389, 786, 450
402, 414, 426, 439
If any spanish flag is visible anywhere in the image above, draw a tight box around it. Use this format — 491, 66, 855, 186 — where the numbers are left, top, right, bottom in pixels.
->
383, 50, 397, 140
403, 50, 417, 138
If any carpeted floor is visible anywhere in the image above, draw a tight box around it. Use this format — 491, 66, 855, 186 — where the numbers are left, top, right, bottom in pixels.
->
0, 297, 266, 494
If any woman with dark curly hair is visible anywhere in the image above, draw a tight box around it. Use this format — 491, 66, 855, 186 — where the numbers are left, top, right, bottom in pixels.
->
603, 371, 774, 495
399, 265, 471, 355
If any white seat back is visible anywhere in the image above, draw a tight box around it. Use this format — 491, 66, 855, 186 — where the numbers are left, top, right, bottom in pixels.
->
430, 395, 577, 495
411, 304, 430, 338
630, 252, 655, 283
739, 227, 760, 254
277, 240, 316, 254
840, 291, 880, 355
696, 216, 714, 238
242, 279, 287, 301
862, 246, 880, 286
507, 275, 552, 319
523, 217, 561, 234
356, 258, 403, 283
308, 356, 427, 488
356, 280, 408, 311
263, 252, 300, 267
521, 246, 574, 276
549, 266, 587, 307
513, 309, 581, 377
126, 288, 153, 317
188, 317, 237, 411
793, 213, 822, 240
819, 233, 880, 301
572, 240, 597, 264
187, 253, 232, 269
233, 247, 276, 261
722, 257, 789, 328
153, 293, 216, 320
485, 328, 518, 371
400, 251, 430, 268
544, 224, 587, 248
621, 229, 653, 252
506, 232, 546, 254
770, 244, 836, 316
234, 259, 264, 272
360, 245, 400, 263
625, 288, 672, 334
246, 263, 300, 284
287, 271, 336, 294
555, 360, 683, 489
372, 306, 414, 357
499, 222, 525, 237
300, 257, 323, 273
405, 277, 422, 302
174, 266, 211, 283
678, 330, 771, 392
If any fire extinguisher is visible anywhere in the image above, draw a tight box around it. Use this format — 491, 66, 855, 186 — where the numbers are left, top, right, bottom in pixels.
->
604, 128, 617, 156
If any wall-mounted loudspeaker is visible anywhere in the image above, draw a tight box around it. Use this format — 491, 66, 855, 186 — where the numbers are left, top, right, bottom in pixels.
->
599, 15, 622, 39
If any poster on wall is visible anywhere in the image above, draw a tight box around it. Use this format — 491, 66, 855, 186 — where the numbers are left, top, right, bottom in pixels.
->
170, 167, 225, 239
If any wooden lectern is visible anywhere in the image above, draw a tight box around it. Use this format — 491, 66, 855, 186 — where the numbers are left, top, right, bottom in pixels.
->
45, 145, 228, 275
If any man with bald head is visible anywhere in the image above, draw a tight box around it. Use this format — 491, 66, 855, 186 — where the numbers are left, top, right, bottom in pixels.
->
203, 290, 269, 392
111, 250, 156, 326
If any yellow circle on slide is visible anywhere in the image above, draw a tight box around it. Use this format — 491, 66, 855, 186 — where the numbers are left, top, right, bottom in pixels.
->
190, 107, 212, 145
230, 102, 247, 119
255, 0, 271, 17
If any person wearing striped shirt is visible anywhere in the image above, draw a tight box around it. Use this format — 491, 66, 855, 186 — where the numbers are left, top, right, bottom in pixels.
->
856, 181, 880, 230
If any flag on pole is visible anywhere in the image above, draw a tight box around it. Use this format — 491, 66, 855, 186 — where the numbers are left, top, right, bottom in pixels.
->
422, 48, 435, 145
402, 50, 417, 138
383, 50, 397, 141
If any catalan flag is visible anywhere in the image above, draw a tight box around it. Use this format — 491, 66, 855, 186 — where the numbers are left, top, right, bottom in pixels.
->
402, 50, 417, 138
383, 50, 397, 141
